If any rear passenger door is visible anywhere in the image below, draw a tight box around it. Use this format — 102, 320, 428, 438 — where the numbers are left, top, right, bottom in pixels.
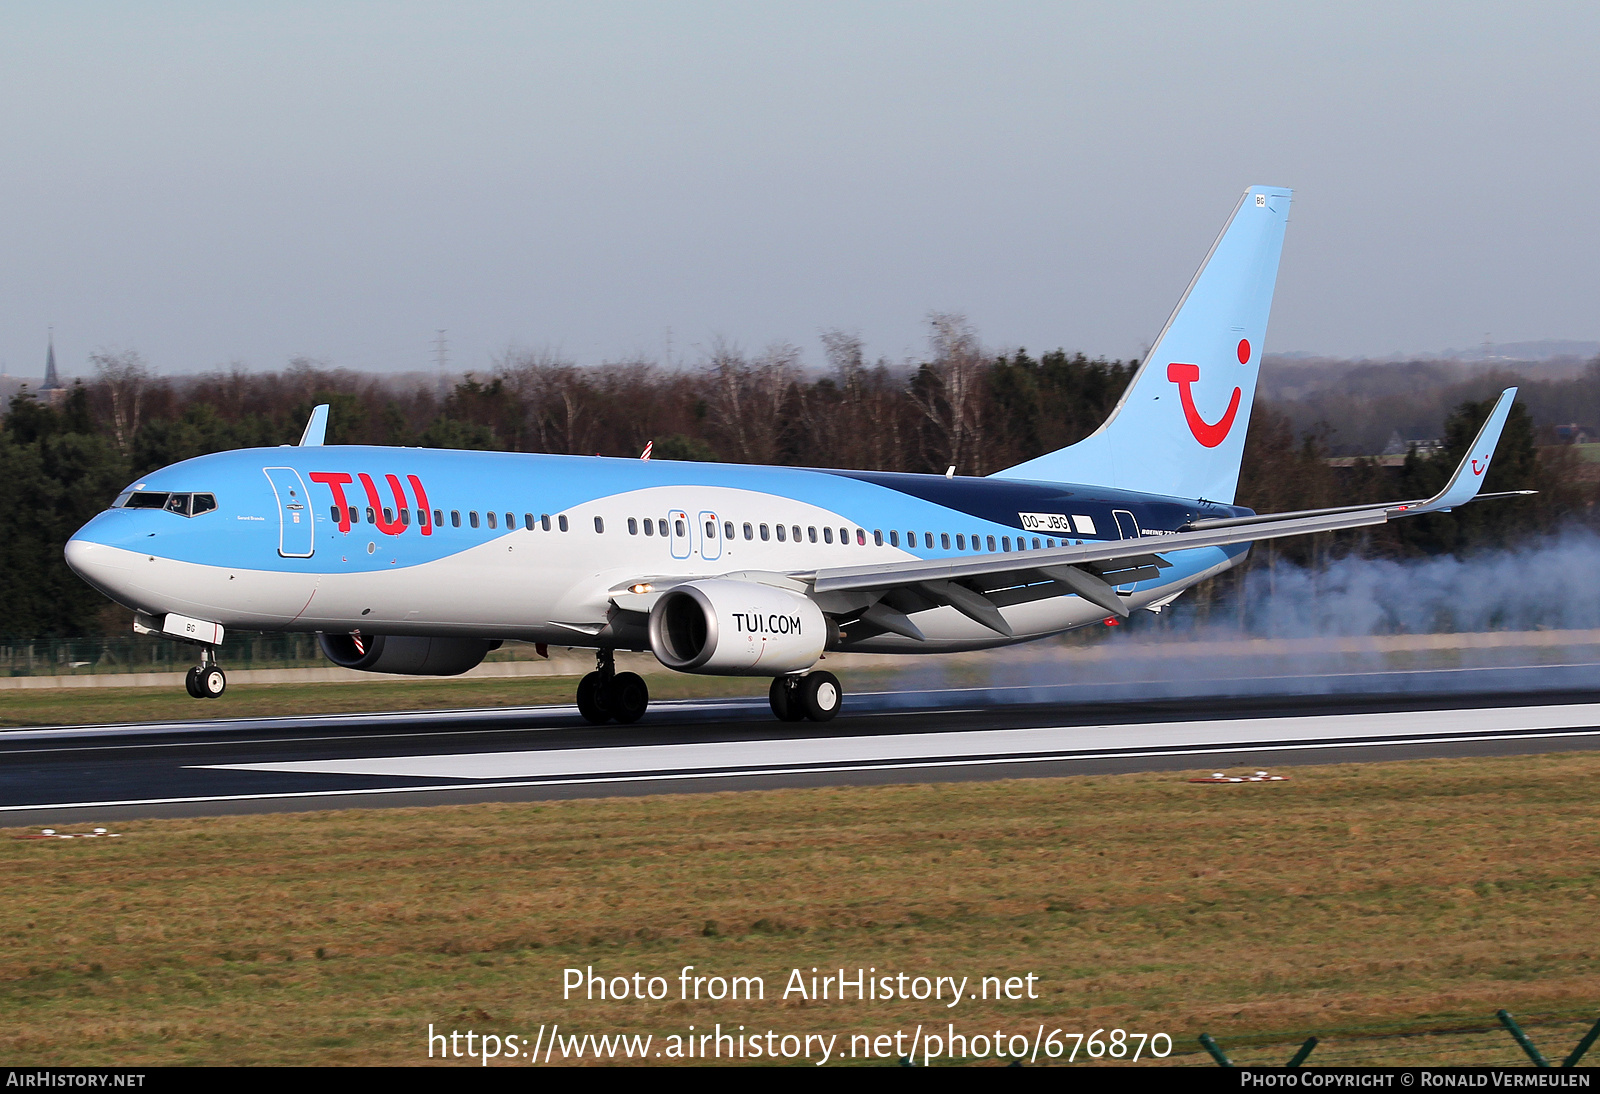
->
1111, 509, 1140, 592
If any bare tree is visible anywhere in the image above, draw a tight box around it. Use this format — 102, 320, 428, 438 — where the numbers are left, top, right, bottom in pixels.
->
798, 330, 910, 469
501, 349, 594, 454
91, 349, 152, 456
701, 338, 799, 464
911, 313, 987, 474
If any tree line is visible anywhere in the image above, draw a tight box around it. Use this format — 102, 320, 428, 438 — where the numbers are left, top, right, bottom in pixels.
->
2, 326, 1594, 638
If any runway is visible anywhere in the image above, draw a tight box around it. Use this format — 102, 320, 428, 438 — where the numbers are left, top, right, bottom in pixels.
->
5, 661, 1600, 824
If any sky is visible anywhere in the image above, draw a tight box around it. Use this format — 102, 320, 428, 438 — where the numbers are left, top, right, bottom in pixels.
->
2, 2, 1597, 380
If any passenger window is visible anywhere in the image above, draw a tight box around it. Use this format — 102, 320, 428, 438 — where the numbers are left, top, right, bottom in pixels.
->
743, 522, 753, 540
329, 505, 340, 522
559, 515, 569, 532
541, 514, 551, 531
674, 518, 685, 537
1046, 538, 1055, 549
451, 510, 461, 528
956, 534, 965, 549
384, 507, 394, 524
874, 529, 883, 546
1002, 536, 1010, 551
760, 524, 770, 541
595, 516, 605, 533
856, 528, 865, 545
367, 507, 377, 524
808, 526, 817, 543
705, 520, 716, 538
418, 509, 429, 528
487, 512, 497, 530
434, 509, 443, 527
524, 514, 534, 530
986, 535, 996, 551
925, 532, 934, 549
1033, 538, 1041, 550
776, 524, 786, 542
940, 533, 949, 549
888, 530, 899, 547
470, 511, 480, 528
791, 525, 800, 542
628, 518, 639, 535
505, 513, 514, 529
724, 521, 734, 539
643, 519, 654, 536
401, 509, 411, 526
657, 518, 667, 536
823, 527, 833, 544
349, 507, 359, 525
839, 527, 849, 544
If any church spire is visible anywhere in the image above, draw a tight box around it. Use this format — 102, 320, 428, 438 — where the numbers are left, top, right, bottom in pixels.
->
42, 328, 61, 391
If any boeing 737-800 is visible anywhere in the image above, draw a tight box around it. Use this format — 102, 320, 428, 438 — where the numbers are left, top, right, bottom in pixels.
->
64, 186, 1521, 724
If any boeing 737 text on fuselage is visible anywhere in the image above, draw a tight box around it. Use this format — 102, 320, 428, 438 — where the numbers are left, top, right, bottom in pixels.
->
64, 187, 1524, 723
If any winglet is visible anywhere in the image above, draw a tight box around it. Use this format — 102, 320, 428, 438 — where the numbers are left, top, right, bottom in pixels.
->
298, 404, 329, 447
1400, 388, 1517, 515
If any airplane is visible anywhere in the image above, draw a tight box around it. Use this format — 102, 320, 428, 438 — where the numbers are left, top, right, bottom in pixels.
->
64, 185, 1524, 724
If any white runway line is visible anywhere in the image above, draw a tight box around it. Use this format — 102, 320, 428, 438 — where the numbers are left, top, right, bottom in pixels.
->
201, 703, 1600, 781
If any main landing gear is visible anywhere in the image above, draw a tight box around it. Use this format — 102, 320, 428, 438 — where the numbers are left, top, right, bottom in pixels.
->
577, 648, 649, 725
769, 671, 842, 723
184, 648, 226, 699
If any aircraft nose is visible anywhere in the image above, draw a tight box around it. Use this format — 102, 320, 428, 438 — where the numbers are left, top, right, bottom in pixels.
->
64, 537, 137, 600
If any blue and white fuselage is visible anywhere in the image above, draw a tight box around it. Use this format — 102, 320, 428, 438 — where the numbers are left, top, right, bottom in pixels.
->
62, 185, 1522, 719
67, 448, 1249, 652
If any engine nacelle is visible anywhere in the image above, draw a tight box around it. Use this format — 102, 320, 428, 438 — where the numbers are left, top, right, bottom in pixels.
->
317, 633, 499, 676
648, 579, 826, 676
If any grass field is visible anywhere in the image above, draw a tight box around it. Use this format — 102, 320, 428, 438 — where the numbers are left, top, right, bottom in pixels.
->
0, 673, 776, 728
3, 751, 1598, 1066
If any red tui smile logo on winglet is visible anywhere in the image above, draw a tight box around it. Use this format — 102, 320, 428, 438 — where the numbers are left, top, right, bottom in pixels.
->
1167, 363, 1243, 448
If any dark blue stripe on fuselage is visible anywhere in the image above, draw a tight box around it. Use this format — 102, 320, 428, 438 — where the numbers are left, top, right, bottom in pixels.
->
818, 469, 1251, 534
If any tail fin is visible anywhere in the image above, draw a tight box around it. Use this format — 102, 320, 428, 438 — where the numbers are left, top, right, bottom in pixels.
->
993, 185, 1292, 503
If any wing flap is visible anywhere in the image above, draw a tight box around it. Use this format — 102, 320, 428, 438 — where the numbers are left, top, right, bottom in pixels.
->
809, 387, 1521, 600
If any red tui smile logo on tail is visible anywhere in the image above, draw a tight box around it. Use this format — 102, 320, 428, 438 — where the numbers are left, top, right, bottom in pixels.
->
1167, 363, 1242, 448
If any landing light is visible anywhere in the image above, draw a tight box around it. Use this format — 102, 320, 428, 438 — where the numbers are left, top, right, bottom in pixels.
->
631, 583, 653, 594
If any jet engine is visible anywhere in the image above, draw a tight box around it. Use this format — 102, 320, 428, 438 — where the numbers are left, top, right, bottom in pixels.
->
648, 579, 826, 675
317, 633, 499, 676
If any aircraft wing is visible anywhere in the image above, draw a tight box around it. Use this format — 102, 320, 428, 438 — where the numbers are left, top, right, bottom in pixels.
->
800, 388, 1525, 637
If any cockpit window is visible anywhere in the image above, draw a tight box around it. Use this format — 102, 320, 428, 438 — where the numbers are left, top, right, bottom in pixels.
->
111, 490, 216, 517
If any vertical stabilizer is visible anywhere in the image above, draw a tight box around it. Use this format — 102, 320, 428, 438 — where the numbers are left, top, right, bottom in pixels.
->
993, 185, 1292, 503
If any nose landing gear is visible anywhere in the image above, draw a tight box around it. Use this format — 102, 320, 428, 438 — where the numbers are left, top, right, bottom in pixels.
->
184, 648, 226, 699
769, 670, 841, 722
577, 649, 649, 725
